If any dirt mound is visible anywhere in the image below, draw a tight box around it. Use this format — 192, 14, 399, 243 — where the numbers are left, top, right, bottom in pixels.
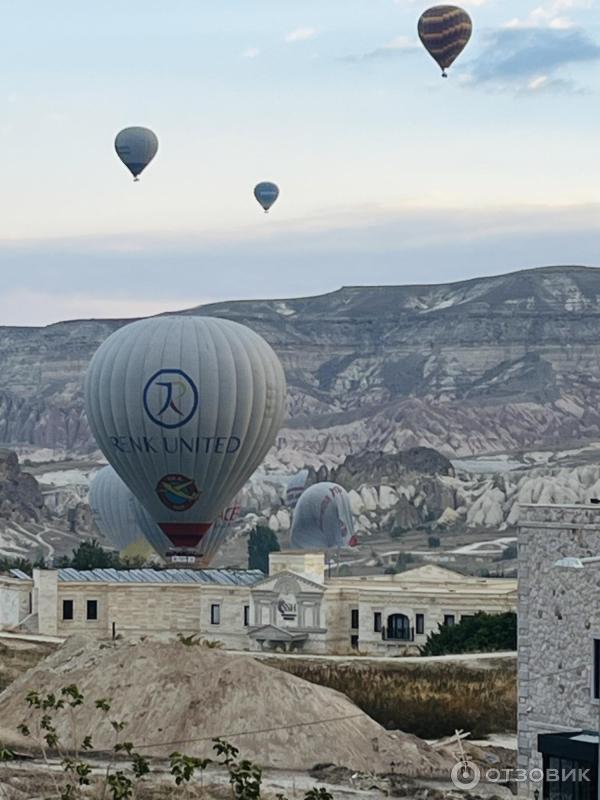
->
0, 636, 451, 774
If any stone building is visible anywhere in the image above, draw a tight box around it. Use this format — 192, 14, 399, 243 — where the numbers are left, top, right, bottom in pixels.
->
518, 503, 600, 800
1, 552, 516, 655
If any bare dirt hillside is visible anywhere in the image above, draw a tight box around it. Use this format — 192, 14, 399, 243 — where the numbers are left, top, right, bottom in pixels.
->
0, 637, 452, 774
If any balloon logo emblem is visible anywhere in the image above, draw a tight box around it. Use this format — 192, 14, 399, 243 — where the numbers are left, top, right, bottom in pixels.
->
156, 474, 201, 512
143, 369, 199, 429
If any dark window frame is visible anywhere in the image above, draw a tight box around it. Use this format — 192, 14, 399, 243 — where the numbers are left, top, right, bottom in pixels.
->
416, 613, 425, 635
444, 614, 456, 627
86, 599, 98, 621
62, 599, 74, 621
374, 612, 382, 633
594, 639, 600, 701
244, 605, 250, 627
351, 609, 359, 630
211, 603, 221, 625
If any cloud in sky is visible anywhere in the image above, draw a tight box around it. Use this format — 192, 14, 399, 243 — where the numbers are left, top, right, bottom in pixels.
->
342, 35, 419, 63
464, 26, 600, 92
242, 47, 260, 59
505, 0, 594, 30
284, 27, 317, 43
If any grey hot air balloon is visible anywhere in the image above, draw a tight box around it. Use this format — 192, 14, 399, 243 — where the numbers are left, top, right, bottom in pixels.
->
254, 181, 279, 213
85, 316, 287, 553
89, 466, 163, 558
290, 482, 357, 551
114, 126, 159, 181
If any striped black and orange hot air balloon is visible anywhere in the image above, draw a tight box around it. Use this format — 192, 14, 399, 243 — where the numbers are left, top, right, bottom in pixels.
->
418, 5, 472, 77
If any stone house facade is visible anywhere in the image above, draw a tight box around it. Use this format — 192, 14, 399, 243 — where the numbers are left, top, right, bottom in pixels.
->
1, 552, 516, 655
518, 503, 600, 800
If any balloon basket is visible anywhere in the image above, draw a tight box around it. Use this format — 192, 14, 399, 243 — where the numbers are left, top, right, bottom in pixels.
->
165, 549, 201, 569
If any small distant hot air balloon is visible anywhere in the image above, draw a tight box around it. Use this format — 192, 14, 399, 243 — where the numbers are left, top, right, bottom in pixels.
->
254, 182, 279, 213
115, 126, 159, 181
418, 5, 472, 77
85, 316, 287, 552
290, 482, 357, 551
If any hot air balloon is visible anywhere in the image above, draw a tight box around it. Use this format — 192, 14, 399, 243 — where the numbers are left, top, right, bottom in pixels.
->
417, 5, 472, 77
254, 182, 279, 213
290, 482, 357, 551
89, 466, 163, 560
85, 316, 287, 553
114, 127, 159, 181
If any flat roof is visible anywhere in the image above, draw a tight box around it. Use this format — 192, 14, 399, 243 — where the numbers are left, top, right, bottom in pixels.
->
56, 568, 264, 587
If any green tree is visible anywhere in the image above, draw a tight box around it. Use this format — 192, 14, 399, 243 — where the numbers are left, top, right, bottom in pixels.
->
57, 540, 120, 571
248, 526, 280, 573
420, 611, 517, 656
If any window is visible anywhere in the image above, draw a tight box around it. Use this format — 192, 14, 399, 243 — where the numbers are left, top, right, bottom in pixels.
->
416, 614, 425, 635
351, 609, 359, 629
86, 600, 98, 621
444, 614, 456, 627
351, 635, 359, 650
244, 605, 250, 627
594, 639, 600, 700
211, 604, 221, 625
62, 600, 74, 621
373, 612, 382, 633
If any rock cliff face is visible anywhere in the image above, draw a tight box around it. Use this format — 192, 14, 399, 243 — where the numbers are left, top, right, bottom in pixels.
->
1, 266, 600, 464
0, 449, 45, 524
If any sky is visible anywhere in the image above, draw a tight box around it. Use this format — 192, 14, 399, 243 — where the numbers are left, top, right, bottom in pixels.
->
1, 0, 600, 325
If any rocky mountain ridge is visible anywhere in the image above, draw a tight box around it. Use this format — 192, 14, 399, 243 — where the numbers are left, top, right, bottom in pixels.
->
1, 266, 600, 466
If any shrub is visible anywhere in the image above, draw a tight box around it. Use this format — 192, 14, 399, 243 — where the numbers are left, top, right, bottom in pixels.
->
420, 612, 517, 657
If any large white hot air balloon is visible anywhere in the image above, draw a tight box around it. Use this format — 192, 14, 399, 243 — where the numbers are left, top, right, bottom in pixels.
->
290, 482, 357, 551
85, 316, 287, 553
89, 466, 162, 559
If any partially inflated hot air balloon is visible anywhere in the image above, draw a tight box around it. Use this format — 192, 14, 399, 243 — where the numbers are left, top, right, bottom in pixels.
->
89, 466, 162, 560
254, 182, 279, 213
290, 482, 357, 551
115, 127, 159, 181
85, 316, 287, 553
418, 6, 472, 77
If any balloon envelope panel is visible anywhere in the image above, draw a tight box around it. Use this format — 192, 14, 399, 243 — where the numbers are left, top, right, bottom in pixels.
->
115, 127, 159, 178
85, 315, 287, 551
290, 482, 355, 551
418, 5, 472, 72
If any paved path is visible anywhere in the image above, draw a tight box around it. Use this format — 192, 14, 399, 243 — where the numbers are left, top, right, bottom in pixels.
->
229, 649, 516, 664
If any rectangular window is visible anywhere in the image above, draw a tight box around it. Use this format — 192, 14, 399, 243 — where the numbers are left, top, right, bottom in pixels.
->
351, 609, 359, 630
86, 600, 98, 621
416, 614, 425, 635
373, 612, 382, 633
211, 604, 221, 625
62, 600, 74, 621
351, 635, 359, 650
244, 605, 250, 627
444, 614, 456, 627
594, 639, 600, 700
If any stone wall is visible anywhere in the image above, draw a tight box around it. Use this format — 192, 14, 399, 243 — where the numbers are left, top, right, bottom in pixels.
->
518, 504, 600, 795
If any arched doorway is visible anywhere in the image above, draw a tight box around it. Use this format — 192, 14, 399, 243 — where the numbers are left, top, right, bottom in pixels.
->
386, 614, 413, 641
